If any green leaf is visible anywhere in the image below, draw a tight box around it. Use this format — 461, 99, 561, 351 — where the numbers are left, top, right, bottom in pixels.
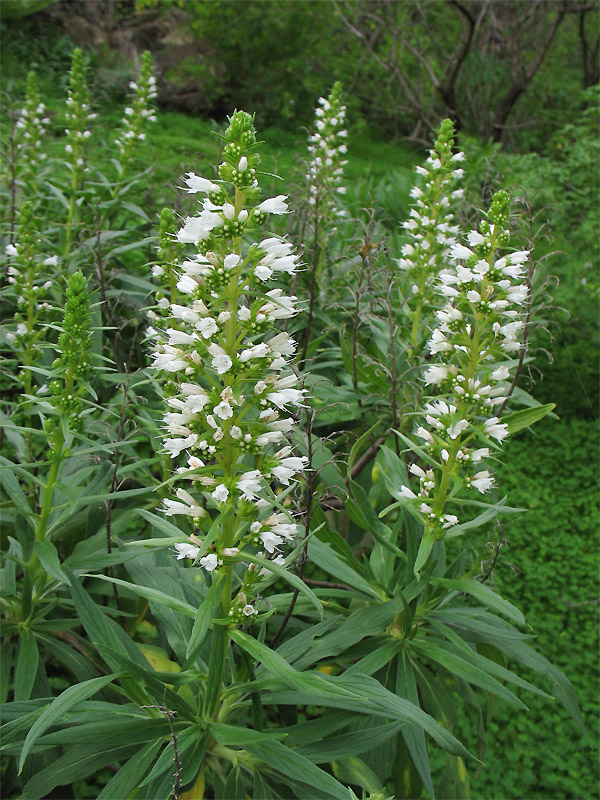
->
502, 403, 555, 434
209, 723, 285, 746
463, 624, 588, 737
348, 421, 384, 476
411, 639, 527, 709
0, 463, 34, 524
39, 635, 100, 684
413, 528, 436, 576
244, 738, 350, 800
140, 727, 201, 787
14, 630, 38, 702
83, 573, 197, 618
18, 674, 117, 773
397, 653, 434, 797
345, 639, 402, 677
348, 479, 406, 561
430, 578, 526, 626
377, 444, 410, 495
136, 508, 187, 539
33, 540, 68, 584
307, 536, 381, 600
332, 756, 383, 794
294, 598, 404, 670
45, 180, 70, 210
96, 739, 163, 800
235, 551, 323, 618
121, 201, 150, 221
232, 631, 471, 759
22, 743, 134, 800
430, 619, 552, 699
66, 568, 152, 696
296, 721, 402, 762
185, 573, 224, 662
40, 716, 171, 748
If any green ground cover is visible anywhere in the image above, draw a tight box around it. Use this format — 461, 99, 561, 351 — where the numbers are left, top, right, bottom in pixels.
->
470, 417, 599, 799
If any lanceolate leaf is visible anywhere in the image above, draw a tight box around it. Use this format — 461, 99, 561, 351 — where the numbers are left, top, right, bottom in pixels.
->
502, 403, 555, 434
244, 738, 350, 800
411, 638, 528, 708
14, 631, 38, 703
22, 743, 134, 800
307, 536, 381, 599
33, 540, 68, 584
430, 577, 526, 626
96, 739, 163, 800
397, 653, 434, 797
231, 630, 471, 758
234, 551, 323, 617
185, 573, 225, 662
83, 573, 197, 618
18, 674, 118, 773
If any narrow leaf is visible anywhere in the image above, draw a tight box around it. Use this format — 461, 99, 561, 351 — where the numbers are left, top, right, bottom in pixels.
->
503, 403, 555, 434
14, 630, 38, 702
33, 540, 68, 584
185, 574, 224, 662
83, 573, 197, 618
235, 552, 323, 617
430, 578, 526, 627
18, 674, 117, 773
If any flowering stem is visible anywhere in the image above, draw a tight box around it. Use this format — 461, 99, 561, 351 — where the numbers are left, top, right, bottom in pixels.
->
64, 171, 78, 261
34, 439, 63, 543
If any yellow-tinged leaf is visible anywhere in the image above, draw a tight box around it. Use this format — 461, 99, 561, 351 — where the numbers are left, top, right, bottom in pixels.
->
180, 766, 205, 799
138, 644, 180, 675
137, 643, 195, 706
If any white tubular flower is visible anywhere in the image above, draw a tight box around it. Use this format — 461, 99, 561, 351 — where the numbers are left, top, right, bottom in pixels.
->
164, 434, 198, 458
174, 543, 200, 560
212, 484, 229, 504
306, 82, 348, 219
470, 471, 495, 494
398, 485, 417, 500
238, 470, 262, 501
208, 343, 233, 374
403, 190, 528, 551
200, 554, 219, 572
260, 530, 284, 553
114, 51, 156, 167
183, 172, 220, 194
271, 455, 308, 486
257, 195, 289, 214
400, 119, 466, 354
484, 417, 509, 442
149, 111, 306, 605
424, 365, 449, 385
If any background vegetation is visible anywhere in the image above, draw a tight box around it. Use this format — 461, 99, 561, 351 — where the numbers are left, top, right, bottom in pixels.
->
1, 1, 598, 798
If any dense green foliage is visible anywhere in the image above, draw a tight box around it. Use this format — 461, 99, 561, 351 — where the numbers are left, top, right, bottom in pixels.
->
469, 419, 599, 798
3, 0, 599, 147
0, 8, 598, 800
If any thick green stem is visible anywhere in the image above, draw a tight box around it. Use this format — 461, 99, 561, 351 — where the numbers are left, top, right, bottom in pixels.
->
34, 428, 64, 543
